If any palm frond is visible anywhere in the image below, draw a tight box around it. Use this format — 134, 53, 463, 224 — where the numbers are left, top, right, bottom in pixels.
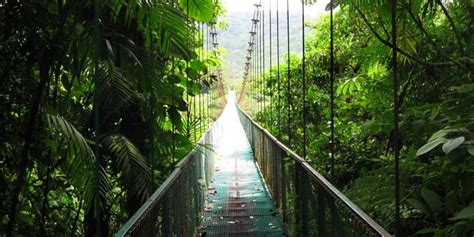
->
101, 134, 151, 177
183, 115, 203, 140
45, 113, 110, 216
98, 62, 137, 109
101, 134, 151, 202
178, 0, 215, 22
156, 2, 195, 60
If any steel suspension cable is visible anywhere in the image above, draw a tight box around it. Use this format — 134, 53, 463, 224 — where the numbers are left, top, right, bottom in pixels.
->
329, 0, 335, 179
258, 7, 262, 114
206, 24, 210, 127
200, 23, 203, 135
257, 4, 260, 112
193, 24, 198, 143
186, 0, 190, 138
260, 4, 262, 114
391, 0, 400, 235
254, 7, 259, 112
171, 54, 176, 165
301, 0, 307, 158
256, 9, 259, 114
250, 45, 253, 109
269, 0, 272, 124
286, 0, 291, 147
276, 0, 281, 139
262, 1, 265, 115
241, 3, 260, 114
255, 22, 258, 113
93, 0, 101, 234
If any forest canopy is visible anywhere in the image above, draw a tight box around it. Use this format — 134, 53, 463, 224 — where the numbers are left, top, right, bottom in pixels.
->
240, 0, 473, 235
0, 0, 224, 235
1, 0, 473, 236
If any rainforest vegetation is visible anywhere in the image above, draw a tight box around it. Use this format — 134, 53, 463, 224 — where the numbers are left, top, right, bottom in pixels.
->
0, 0, 224, 235
240, 0, 473, 236
1, 0, 473, 236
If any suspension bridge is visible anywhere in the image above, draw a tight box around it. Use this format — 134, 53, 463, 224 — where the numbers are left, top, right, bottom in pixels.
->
115, 0, 399, 236
115, 92, 390, 237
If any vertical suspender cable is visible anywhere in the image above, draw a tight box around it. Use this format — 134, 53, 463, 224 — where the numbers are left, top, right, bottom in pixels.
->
269, 0, 272, 123
254, 12, 258, 113
250, 11, 253, 111
171, 55, 176, 165
250, 23, 253, 111
186, 0, 190, 138
391, 0, 400, 235
329, 0, 335, 179
301, 0, 306, 158
200, 23, 204, 135
250, 30, 253, 110
258, 7, 262, 114
206, 24, 210, 127
276, 0, 281, 139
93, 0, 101, 234
300, 2, 309, 231
256, 7, 259, 114
262, 1, 265, 115
286, 0, 291, 147
259, 6, 262, 114
149, 15, 157, 186
258, 4, 261, 114
193, 24, 198, 143
255, 10, 259, 114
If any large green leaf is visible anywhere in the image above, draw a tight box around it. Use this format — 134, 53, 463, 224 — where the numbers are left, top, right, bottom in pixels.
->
45, 113, 110, 216
407, 198, 431, 215
450, 202, 474, 220
98, 63, 137, 108
421, 188, 442, 213
179, 0, 214, 22
102, 135, 151, 176
429, 127, 468, 142
468, 146, 474, 156
442, 136, 465, 154
102, 134, 151, 203
416, 138, 446, 156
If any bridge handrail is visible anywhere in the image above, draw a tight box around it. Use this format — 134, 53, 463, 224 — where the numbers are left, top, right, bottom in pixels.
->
237, 106, 391, 237
115, 121, 221, 237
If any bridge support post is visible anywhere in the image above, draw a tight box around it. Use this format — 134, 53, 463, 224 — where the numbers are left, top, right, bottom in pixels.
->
295, 165, 309, 236
315, 185, 326, 237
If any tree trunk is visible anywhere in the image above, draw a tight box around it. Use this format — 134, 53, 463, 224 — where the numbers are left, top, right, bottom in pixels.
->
6, 55, 52, 237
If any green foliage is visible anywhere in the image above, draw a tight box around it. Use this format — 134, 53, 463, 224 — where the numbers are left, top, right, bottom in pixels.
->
0, 0, 224, 235
254, 2, 473, 236
179, 0, 215, 22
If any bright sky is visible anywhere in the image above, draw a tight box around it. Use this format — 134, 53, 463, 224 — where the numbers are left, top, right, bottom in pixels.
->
224, 0, 330, 18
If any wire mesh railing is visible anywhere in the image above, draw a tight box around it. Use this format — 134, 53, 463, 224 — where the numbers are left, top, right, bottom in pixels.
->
237, 106, 391, 237
115, 120, 223, 237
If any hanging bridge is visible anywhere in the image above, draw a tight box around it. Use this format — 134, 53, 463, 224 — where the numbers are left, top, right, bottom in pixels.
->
4, 0, 471, 234
116, 0, 400, 236
115, 93, 390, 237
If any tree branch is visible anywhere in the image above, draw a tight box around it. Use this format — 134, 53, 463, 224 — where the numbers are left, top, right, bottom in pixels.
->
406, 9, 466, 69
436, 0, 465, 56
351, 0, 472, 71
351, 1, 423, 64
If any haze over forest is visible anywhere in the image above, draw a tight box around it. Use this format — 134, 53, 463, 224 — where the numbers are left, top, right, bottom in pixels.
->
217, 1, 329, 82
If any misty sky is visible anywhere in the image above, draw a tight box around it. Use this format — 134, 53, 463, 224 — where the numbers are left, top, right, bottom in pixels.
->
224, 0, 329, 18
218, 0, 331, 82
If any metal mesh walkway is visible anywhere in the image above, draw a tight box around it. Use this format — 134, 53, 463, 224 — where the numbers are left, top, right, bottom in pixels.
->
198, 92, 284, 236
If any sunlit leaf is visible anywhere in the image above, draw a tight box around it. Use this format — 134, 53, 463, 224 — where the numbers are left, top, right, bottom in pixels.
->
416, 138, 446, 156
442, 136, 465, 154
